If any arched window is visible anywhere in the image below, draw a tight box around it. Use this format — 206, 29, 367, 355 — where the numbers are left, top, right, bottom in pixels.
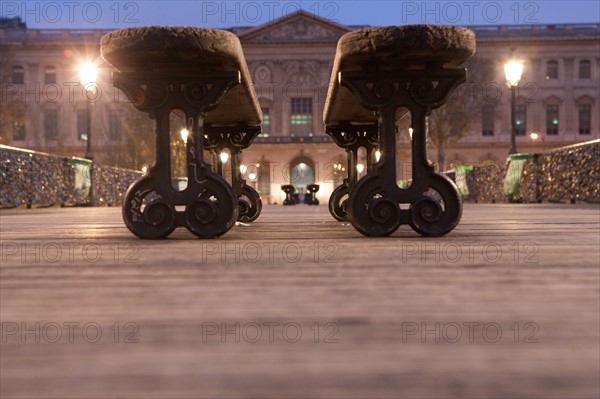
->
481, 105, 495, 136
579, 60, 591, 79
545, 60, 558, 80
44, 66, 57, 84
44, 108, 59, 139
12, 104, 26, 141
12, 65, 24, 84
578, 104, 591, 135
289, 156, 315, 191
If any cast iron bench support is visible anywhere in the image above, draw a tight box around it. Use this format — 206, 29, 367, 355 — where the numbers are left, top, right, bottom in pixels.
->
343, 67, 466, 236
101, 27, 262, 239
204, 124, 262, 223
112, 71, 240, 238
305, 184, 320, 206
323, 25, 476, 237
326, 123, 378, 221
281, 185, 296, 206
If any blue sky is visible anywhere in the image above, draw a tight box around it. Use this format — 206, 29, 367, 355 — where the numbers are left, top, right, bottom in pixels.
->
2, 1, 599, 29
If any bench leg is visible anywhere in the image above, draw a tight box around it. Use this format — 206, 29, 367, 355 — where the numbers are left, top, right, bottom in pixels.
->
230, 150, 262, 223
329, 183, 350, 221
326, 125, 378, 222
206, 131, 262, 223
115, 73, 239, 239
340, 68, 466, 237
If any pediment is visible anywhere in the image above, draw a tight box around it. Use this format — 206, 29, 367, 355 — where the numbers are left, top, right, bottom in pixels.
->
239, 10, 352, 43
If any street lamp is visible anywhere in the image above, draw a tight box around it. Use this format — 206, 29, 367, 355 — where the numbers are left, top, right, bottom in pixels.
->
504, 50, 524, 155
79, 62, 97, 205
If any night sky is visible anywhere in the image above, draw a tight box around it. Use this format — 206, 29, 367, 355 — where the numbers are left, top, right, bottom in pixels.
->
1, 0, 599, 29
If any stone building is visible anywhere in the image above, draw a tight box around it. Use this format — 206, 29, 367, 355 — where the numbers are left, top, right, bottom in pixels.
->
1, 13, 598, 204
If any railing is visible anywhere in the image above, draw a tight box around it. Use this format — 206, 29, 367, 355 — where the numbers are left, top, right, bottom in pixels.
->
0, 145, 142, 208
455, 140, 600, 203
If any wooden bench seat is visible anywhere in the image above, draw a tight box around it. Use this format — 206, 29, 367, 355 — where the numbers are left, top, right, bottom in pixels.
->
101, 26, 261, 127
323, 25, 475, 237
101, 27, 262, 238
324, 25, 475, 126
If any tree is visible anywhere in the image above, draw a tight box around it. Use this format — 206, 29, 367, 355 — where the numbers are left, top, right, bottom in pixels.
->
102, 104, 190, 179
428, 57, 500, 171
103, 102, 155, 170
428, 92, 471, 172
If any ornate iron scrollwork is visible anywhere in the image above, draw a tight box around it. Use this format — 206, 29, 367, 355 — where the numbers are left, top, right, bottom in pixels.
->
326, 123, 379, 221
332, 65, 467, 236
204, 124, 262, 223
113, 70, 244, 238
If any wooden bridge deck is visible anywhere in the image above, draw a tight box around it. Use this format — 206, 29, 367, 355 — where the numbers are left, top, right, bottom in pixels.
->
1, 204, 599, 398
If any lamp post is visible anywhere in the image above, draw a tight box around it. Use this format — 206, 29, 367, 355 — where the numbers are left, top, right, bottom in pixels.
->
80, 62, 97, 205
504, 50, 524, 155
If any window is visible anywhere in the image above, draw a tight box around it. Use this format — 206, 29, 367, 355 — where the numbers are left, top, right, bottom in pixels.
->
515, 105, 526, 136
109, 110, 121, 140
13, 109, 26, 141
546, 60, 558, 80
258, 163, 271, 195
481, 105, 495, 136
290, 98, 313, 137
579, 104, 591, 135
12, 65, 24, 84
78, 109, 89, 140
579, 60, 591, 79
44, 66, 56, 84
546, 104, 559, 135
260, 107, 270, 137
44, 109, 58, 139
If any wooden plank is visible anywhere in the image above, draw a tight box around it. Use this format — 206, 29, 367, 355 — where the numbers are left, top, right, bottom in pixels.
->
1, 204, 599, 398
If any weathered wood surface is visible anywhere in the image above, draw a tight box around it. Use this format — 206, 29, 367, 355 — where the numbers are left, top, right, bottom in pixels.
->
1, 204, 599, 398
